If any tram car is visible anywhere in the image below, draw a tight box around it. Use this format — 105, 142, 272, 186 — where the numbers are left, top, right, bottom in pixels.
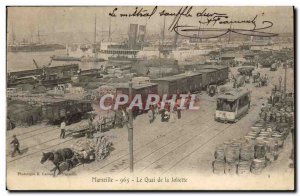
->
215, 88, 251, 123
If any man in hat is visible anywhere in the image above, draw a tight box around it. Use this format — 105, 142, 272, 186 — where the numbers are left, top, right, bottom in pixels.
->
10, 135, 21, 157
60, 119, 66, 139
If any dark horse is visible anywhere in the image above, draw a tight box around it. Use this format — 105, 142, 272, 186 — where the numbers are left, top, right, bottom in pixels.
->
40, 148, 74, 176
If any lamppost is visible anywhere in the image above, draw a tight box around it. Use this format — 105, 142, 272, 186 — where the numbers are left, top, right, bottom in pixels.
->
127, 82, 134, 173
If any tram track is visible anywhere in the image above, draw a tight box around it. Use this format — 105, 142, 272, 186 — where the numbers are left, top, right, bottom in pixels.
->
7, 109, 208, 165
139, 103, 259, 174
88, 111, 215, 174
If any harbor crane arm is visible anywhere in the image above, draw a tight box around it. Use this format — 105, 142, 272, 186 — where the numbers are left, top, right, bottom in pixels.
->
33, 59, 39, 69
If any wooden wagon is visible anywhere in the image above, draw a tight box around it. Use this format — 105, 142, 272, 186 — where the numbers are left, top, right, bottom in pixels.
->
41, 99, 93, 124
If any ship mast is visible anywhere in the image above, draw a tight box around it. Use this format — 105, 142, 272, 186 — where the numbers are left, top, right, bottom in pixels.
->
228, 24, 232, 44
37, 24, 40, 43
159, 16, 166, 58
162, 15, 166, 47
94, 14, 97, 44
11, 23, 16, 45
159, 16, 166, 76
197, 15, 202, 47
93, 14, 98, 61
108, 16, 112, 42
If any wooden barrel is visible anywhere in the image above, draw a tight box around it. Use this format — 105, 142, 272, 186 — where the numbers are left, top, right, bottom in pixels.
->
214, 146, 225, 162
250, 126, 261, 134
247, 131, 258, 138
251, 158, 266, 174
259, 132, 271, 137
225, 143, 240, 163
254, 143, 266, 159
213, 160, 225, 174
223, 140, 232, 148
238, 161, 251, 175
225, 162, 237, 175
272, 133, 284, 147
256, 137, 266, 145
240, 143, 254, 161
244, 136, 256, 145
275, 113, 281, 123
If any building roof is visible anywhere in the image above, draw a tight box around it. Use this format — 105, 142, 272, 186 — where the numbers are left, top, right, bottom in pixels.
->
217, 88, 251, 101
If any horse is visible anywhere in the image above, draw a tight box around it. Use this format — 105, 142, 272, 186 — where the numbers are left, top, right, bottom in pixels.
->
40, 148, 74, 176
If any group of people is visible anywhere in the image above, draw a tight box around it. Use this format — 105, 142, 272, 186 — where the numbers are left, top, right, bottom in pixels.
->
256, 73, 269, 87
146, 98, 189, 124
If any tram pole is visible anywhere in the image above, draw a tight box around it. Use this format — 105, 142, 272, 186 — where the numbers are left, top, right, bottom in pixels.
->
128, 82, 134, 173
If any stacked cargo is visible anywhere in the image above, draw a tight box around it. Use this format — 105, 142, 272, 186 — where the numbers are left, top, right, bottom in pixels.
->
213, 98, 294, 175
71, 138, 96, 162
94, 136, 113, 161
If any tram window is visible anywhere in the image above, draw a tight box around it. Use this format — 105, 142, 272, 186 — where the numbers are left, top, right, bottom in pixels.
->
239, 95, 249, 107
217, 99, 237, 112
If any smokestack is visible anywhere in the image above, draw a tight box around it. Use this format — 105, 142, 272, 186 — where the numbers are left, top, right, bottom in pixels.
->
128, 24, 138, 49
138, 25, 146, 43
173, 32, 178, 48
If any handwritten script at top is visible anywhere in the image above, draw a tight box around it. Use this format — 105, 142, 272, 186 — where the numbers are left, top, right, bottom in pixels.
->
108, 6, 278, 39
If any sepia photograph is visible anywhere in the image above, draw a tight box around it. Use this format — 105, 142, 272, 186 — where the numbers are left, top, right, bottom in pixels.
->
5, 6, 295, 191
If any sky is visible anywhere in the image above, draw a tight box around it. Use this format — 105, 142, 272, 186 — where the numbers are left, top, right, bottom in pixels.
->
7, 6, 294, 43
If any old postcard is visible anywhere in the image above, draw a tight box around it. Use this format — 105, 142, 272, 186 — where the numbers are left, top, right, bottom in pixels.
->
6, 6, 294, 190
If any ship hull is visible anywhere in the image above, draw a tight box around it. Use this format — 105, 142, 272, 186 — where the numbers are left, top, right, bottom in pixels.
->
8, 44, 65, 53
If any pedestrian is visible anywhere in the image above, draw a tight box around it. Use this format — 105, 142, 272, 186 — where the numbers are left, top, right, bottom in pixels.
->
148, 107, 155, 124
160, 108, 166, 122
177, 108, 181, 119
60, 119, 66, 139
11, 135, 21, 157
165, 110, 170, 122
169, 107, 176, 123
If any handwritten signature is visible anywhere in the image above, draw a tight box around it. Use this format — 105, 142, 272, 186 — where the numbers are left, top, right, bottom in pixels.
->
108, 6, 278, 39
169, 7, 278, 39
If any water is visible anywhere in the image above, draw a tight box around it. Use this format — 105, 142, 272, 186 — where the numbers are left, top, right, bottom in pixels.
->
7, 50, 108, 72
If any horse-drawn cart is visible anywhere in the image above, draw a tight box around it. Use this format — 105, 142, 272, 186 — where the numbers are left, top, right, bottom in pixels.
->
65, 120, 91, 138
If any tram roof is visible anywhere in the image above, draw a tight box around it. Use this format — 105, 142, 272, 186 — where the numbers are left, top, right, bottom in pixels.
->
217, 88, 251, 101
